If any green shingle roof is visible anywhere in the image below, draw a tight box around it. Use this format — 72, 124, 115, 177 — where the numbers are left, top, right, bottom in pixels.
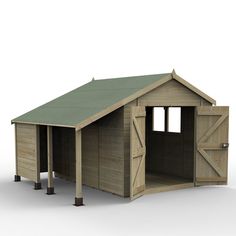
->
12, 73, 170, 127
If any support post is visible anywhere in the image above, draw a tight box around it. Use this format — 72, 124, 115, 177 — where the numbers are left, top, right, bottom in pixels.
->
47, 126, 54, 195
74, 129, 83, 206
34, 125, 41, 189
14, 124, 21, 182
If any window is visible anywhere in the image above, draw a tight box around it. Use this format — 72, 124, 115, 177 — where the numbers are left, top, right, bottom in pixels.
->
153, 107, 165, 131
168, 107, 181, 133
152, 107, 181, 133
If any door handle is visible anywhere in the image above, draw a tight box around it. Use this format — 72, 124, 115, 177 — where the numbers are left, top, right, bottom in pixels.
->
222, 143, 229, 148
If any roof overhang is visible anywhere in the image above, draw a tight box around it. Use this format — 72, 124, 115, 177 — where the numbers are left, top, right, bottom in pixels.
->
11, 120, 75, 128
171, 69, 216, 105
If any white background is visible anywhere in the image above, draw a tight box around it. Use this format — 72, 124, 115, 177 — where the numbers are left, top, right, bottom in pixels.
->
0, 1, 235, 235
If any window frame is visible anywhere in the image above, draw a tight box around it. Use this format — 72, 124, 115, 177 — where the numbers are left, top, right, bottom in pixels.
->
152, 107, 165, 132
168, 107, 182, 133
152, 106, 182, 134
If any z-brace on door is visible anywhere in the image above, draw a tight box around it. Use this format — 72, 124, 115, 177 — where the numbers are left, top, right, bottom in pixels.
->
130, 106, 146, 200
195, 106, 229, 185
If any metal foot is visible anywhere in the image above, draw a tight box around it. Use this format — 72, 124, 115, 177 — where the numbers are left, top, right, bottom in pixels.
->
34, 182, 42, 190
14, 175, 21, 182
46, 187, 55, 195
74, 197, 84, 206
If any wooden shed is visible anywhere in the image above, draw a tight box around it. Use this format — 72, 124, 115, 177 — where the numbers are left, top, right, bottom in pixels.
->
12, 70, 229, 206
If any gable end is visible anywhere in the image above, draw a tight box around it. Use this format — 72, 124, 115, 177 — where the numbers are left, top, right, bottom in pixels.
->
137, 79, 213, 107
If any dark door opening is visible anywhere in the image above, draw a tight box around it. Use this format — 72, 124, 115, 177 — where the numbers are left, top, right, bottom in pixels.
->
145, 106, 195, 193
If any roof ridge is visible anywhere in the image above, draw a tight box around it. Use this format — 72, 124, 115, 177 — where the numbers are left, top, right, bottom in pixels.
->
93, 73, 170, 81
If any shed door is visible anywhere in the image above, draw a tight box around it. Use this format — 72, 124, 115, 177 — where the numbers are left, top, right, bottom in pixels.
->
195, 106, 229, 185
130, 106, 146, 199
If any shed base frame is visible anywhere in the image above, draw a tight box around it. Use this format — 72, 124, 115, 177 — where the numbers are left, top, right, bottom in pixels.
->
14, 175, 21, 182
34, 182, 42, 190
74, 197, 83, 206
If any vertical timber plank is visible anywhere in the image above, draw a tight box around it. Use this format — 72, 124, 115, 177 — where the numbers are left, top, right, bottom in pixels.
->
14, 124, 21, 182
15, 124, 18, 176
47, 126, 54, 194
194, 107, 197, 185
36, 125, 40, 183
75, 129, 83, 206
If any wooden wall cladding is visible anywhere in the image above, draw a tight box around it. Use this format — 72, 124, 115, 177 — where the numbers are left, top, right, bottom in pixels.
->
53, 108, 126, 197
16, 124, 39, 182
82, 123, 99, 188
123, 106, 131, 196
81, 108, 125, 196
99, 108, 125, 196
138, 80, 211, 107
